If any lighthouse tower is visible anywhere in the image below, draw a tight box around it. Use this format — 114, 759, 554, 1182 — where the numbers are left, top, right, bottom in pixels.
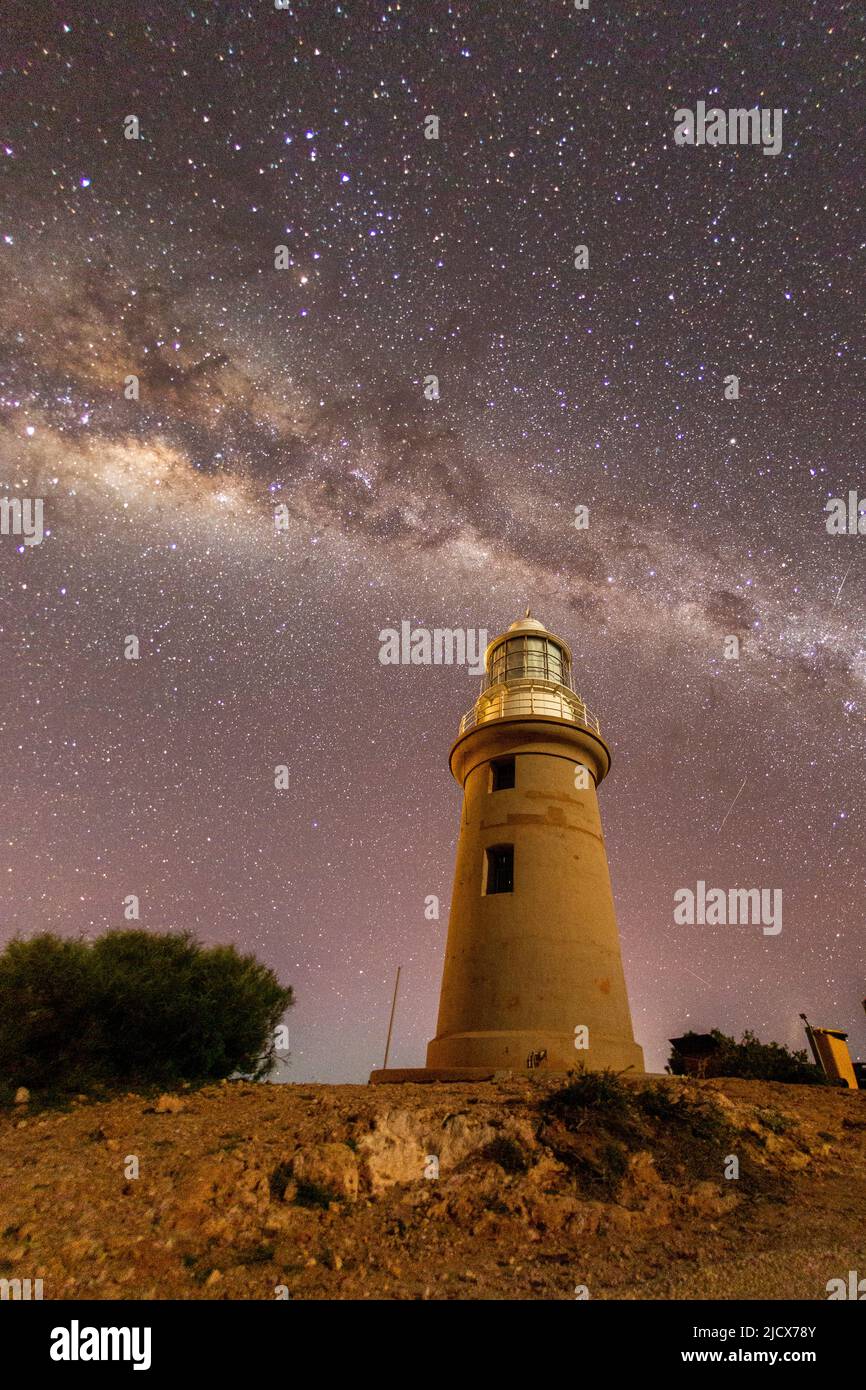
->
371, 612, 644, 1082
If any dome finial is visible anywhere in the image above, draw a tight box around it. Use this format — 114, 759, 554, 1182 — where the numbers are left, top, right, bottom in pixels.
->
507, 610, 546, 634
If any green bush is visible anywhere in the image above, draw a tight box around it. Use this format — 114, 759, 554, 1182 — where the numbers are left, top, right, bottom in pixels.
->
0, 929, 292, 1100
667, 1029, 826, 1085
542, 1066, 633, 1123
633, 1082, 680, 1122
541, 1070, 741, 1195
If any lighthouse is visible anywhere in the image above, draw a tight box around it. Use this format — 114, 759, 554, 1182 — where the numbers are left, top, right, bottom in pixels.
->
371, 611, 644, 1081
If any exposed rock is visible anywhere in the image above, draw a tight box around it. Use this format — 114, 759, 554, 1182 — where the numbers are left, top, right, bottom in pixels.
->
356, 1111, 428, 1193
162, 1151, 271, 1241
355, 1104, 537, 1193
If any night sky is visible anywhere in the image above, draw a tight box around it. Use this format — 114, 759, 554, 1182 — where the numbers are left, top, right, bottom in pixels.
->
1, 2, 863, 1082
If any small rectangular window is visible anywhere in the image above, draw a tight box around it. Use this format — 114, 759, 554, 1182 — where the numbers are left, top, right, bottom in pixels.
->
490, 756, 515, 791
485, 845, 514, 894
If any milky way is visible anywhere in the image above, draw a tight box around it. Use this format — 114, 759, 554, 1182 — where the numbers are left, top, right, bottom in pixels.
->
1, 2, 863, 1080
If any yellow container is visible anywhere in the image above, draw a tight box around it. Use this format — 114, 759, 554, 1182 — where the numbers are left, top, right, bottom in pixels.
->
808, 1027, 858, 1089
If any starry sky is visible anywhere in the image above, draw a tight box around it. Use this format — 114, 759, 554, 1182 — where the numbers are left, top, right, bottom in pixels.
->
1, 2, 863, 1082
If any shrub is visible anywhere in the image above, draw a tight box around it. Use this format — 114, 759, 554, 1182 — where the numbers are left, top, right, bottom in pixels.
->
0, 929, 292, 1101
667, 1029, 827, 1085
540, 1069, 746, 1196
540, 1069, 641, 1198
633, 1083, 680, 1122
542, 1066, 633, 1124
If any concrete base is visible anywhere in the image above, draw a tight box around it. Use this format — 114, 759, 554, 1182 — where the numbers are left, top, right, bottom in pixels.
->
369, 1067, 501, 1085
426, 1030, 645, 1075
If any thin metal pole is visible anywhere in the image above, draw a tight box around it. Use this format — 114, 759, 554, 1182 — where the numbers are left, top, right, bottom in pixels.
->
382, 965, 401, 1071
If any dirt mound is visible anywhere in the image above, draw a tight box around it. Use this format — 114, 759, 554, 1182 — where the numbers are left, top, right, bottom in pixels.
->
1, 1073, 864, 1300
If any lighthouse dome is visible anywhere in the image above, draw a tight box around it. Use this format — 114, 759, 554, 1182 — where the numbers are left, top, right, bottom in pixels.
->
506, 611, 548, 635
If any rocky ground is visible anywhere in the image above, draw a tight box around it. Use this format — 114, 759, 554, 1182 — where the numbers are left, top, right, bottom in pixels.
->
1, 1072, 864, 1300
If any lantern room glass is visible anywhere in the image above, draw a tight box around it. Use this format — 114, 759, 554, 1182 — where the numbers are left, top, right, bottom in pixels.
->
487, 636, 570, 689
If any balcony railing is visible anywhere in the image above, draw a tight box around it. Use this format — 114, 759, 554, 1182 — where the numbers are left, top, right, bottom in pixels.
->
458, 680, 602, 737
